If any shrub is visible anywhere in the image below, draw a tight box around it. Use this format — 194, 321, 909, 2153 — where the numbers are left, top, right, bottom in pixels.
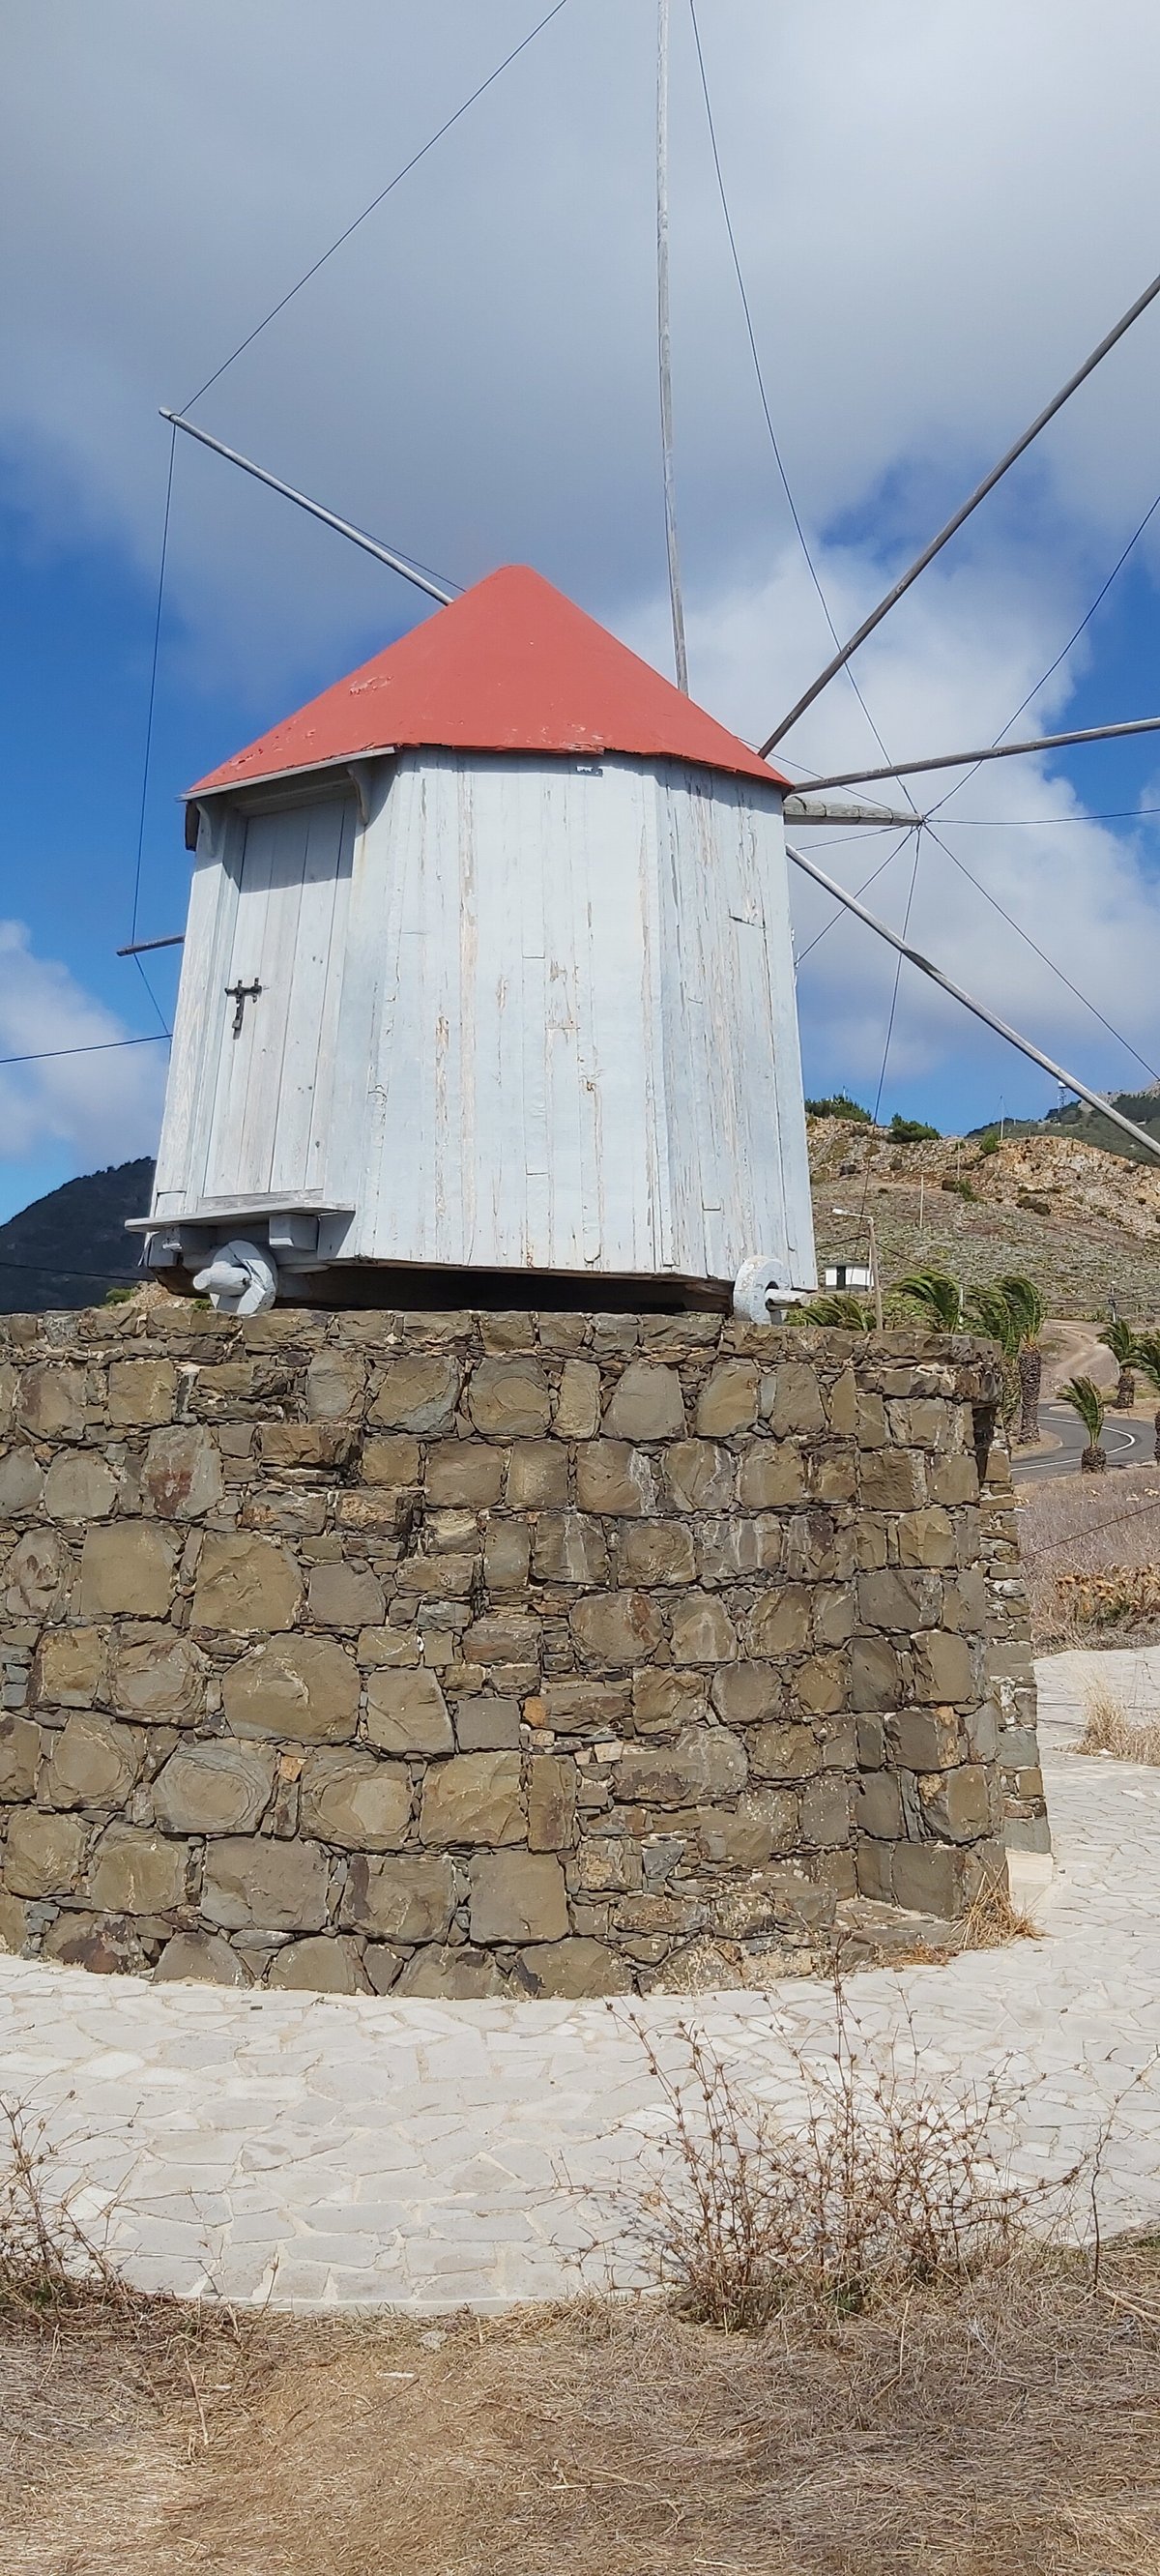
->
888, 1113, 940, 1142
804, 1094, 872, 1125
941, 1174, 976, 1199
977, 1130, 1001, 1156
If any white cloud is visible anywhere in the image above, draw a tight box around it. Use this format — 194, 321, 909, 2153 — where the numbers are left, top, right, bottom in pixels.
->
0, 924, 166, 1166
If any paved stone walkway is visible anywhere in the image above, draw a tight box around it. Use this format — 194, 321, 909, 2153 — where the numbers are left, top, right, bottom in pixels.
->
1, 1648, 1158, 2312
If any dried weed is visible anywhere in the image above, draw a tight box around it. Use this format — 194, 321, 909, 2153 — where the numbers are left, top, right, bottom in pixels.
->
1076, 1681, 1160, 1765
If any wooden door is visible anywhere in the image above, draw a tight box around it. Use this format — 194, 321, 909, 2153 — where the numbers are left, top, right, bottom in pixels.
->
201, 794, 355, 1204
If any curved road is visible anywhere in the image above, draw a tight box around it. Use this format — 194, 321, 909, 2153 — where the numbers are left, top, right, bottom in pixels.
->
1013, 1403, 1151, 1483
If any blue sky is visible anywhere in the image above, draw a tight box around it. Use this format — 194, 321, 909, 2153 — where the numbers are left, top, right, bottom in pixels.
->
4, 0, 1160, 1226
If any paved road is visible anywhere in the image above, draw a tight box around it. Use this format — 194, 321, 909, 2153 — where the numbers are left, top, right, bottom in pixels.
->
1, 1652, 1159, 2310
1013, 1403, 1146, 1483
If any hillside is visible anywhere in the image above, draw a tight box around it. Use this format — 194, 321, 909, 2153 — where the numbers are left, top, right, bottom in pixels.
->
969, 1086, 1160, 1168
0, 1160, 154, 1313
810, 1118, 1160, 1319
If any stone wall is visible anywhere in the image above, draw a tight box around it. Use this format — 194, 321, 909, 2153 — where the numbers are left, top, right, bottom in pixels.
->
0, 1303, 1043, 1998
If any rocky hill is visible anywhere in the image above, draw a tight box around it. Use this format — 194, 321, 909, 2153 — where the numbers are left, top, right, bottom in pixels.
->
0, 1160, 154, 1313
810, 1118, 1160, 1319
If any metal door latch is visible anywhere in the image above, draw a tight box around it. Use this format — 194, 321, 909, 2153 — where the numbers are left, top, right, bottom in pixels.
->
225, 979, 262, 1036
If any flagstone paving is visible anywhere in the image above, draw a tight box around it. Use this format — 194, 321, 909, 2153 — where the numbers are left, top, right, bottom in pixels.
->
1, 1646, 1158, 2312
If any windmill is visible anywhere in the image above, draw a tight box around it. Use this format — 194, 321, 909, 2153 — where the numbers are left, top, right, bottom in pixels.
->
124, 6, 1160, 1317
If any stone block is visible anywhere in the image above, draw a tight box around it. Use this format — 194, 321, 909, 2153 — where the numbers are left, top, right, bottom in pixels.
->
850, 1637, 903, 1710
538, 1678, 632, 1733
469, 1849, 568, 1943
745, 1586, 811, 1656
616, 1725, 746, 1806
826, 1365, 858, 1436
0, 1449, 44, 1513
258, 1423, 359, 1472
738, 1444, 808, 1508
365, 1668, 454, 1756
603, 1361, 685, 1440
267, 1936, 367, 1992
153, 1741, 276, 1835
792, 1652, 849, 1716
696, 1790, 798, 1866
747, 1720, 823, 1781
858, 1569, 943, 1632
532, 1512, 610, 1586
0, 1891, 27, 1954
663, 1440, 735, 1511
154, 1932, 249, 1986
463, 1608, 542, 1665
201, 1835, 330, 1932
633, 1670, 707, 1731
617, 1521, 696, 1586
107, 1359, 179, 1426
0, 1715, 40, 1801
468, 1356, 551, 1437
4, 1808, 86, 1898
919, 1763, 993, 1842
141, 1425, 224, 1520
393, 1947, 508, 1999
670, 1593, 738, 1664
340, 1853, 454, 1941
424, 1442, 503, 1506
897, 1507, 957, 1569
223, 1634, 360, 1743
361, 1434, 422, 1489
887, 1709, 961, 1771
454, 1695, 521, 1750
760, 1362, 826, 1436
300, 1748, 411, 1850
17, 1364, 84, 1438
857, 1449, 927, 1510
913, 1630, 975, 1704
90, 1826, 188, 1914
575, 1441, 655, 1515
517, 1937, 631, 1997
484, 1521, 531, 1592
799, 1774, 851, 1848
553, 1359, 601, 1439
44, 1450, 117, 1522
191, 1534, 303, 1632
304, 1353, 365, 1420
370, 1355, 461, 1433
891, 1841, 960, 1918
853, 1772, 904, 1838
46, 1711, 141, 1810
108, 1627, 206, 1723
696, 1516, 772, 1583
571, 1591, 664, 1664
393, 1549, 476, 1598
79, 1522, 178, 1619
528, 1753, 577, 1849
420, 1752, 525, 1846
928, 1454, 979, 1507
505, 1442, 568, 1507
710, 1665, 783, 1727
308, 1562, 386, 1629
696, 1361, 760, 1436
7, 1529, 69, 1618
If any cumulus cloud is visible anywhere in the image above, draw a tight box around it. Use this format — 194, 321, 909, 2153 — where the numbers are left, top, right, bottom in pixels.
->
0, 924, 166, 1167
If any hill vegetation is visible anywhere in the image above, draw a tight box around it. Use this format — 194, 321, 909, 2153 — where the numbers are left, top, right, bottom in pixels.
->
0, 1161, 153, 1314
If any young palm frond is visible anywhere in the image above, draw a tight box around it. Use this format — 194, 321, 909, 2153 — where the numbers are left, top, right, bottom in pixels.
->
794, 1292, 875, 1330
1131, 1332, 1160, 1463
1059, 1373, 1107, 1472
894, 1268, 963, 1331
1099, 1315, 1138, 1412
998, 1273, 1048, 1445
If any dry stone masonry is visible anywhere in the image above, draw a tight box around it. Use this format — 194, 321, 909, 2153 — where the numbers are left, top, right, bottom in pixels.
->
0, 1303, 1045, 1998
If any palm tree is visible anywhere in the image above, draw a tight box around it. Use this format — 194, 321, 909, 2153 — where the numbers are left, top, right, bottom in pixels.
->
894, 1268, 963, 1330
997, 1273, 1047, 1445
1131, 1332, 1160, 1463
1059, 1374, 1107, 1471
967, 1283, 1022, 1440
795, 1292, 874, 1329
1099, 1315, 1137, 1412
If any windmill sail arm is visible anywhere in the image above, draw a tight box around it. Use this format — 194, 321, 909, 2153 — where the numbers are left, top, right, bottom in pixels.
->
784, 837, 1160, 1163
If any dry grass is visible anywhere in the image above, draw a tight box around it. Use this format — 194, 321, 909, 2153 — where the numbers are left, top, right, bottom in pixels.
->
5, 2260, 1160, 2574
1075, 1680, 1160, 1765
951, 1868, 1041, 1950
1017, 1460, 1160, 1646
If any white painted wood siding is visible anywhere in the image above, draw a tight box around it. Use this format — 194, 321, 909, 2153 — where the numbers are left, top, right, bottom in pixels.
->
344, 750, 814, 1285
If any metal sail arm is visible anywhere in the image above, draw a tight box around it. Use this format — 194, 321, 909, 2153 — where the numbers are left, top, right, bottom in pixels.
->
793, 711, 1160, 793
784, 837, 1160, 1162
762, 265, 1160, 757
160, 411, 456, 606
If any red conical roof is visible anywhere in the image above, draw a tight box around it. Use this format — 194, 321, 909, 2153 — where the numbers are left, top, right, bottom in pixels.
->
188, 564, 787, 796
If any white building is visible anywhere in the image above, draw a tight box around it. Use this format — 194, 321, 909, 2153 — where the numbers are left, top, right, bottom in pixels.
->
137, 566, 816, 1311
